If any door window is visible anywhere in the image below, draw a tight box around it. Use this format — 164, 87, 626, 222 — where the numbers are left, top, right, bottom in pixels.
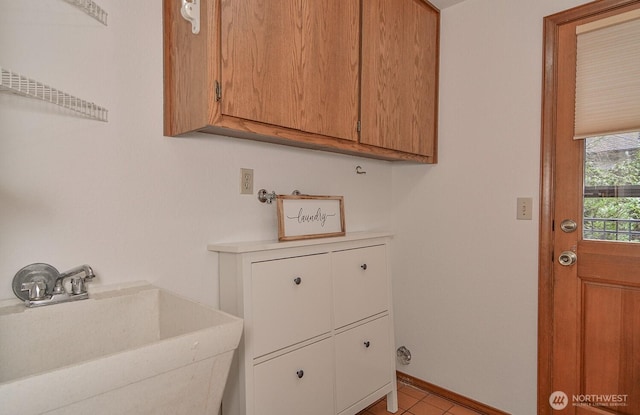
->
584, 132, 640, 241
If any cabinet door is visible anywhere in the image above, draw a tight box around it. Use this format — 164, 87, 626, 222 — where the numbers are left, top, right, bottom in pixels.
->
335, 316, 392, 413
333, 245, 388, 329
361, 0, 439, 156
251, 254, 331, 357
221, 0, 360, 141
254, 338, 334, 415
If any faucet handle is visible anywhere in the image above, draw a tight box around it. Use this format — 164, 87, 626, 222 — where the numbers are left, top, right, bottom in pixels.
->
70, 277, 86, 295
21, 280, 48, 301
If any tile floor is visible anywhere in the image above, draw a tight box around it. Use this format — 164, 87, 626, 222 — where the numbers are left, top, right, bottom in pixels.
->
357, 382, 484, 415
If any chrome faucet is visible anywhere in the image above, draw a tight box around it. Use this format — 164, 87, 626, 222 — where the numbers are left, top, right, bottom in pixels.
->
12, 263, 96, 308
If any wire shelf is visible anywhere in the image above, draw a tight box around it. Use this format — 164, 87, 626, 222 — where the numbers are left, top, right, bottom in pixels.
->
0, 67, 108, 122
62, 0, 108, 26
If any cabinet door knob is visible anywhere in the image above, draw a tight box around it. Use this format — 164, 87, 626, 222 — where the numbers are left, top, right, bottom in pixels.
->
293, 277, 302, 285
296, 370, 304, 379
364, 341, 371, 348
361, 264, 367, 270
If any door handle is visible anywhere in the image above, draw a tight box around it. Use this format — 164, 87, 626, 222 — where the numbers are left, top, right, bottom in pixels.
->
558, 251, 577, 266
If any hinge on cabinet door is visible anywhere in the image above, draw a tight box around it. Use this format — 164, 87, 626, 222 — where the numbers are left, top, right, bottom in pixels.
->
215, 81, 222, 101
357, 120, 361, 133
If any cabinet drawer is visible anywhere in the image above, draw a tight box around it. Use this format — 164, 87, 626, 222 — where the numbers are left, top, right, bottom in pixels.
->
254, 338, 334, 415
252, 254, 331, 357
335, 316, 391, 413
333, 245, 388, 328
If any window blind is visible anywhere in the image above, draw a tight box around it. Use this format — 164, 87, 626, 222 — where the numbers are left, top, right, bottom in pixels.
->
574, 9, 640, 139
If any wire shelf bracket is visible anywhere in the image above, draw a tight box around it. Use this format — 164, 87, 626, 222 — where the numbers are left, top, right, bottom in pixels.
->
62, 0, 108, 26
0, 67, 109, 122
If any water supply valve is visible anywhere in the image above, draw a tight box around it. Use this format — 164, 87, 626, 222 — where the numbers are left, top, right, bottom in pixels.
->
397, 346, 412, 365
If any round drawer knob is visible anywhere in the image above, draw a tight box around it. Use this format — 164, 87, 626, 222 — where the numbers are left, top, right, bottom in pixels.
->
293, 277, 302, 285
364, 341, 371, 348
361, 264, 367, 270
296, 370, 304, 379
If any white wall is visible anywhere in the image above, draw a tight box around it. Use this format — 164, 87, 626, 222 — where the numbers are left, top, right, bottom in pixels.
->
391, 1, 589, 414
0, 0, 392, 304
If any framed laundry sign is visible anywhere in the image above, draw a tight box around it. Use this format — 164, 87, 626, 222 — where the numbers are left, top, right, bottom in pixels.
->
277, 195, 345, 241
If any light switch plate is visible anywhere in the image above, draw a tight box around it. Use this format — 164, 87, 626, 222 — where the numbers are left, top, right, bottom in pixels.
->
517, 197, 533, 220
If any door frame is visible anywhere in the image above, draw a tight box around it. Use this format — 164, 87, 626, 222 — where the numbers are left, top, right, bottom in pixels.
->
538, 1, 640, 414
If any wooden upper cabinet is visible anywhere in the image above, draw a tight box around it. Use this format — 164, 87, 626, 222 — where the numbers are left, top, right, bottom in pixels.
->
361, 0, 439, 157
221, 0, 360, 141
163, 0, 439, 163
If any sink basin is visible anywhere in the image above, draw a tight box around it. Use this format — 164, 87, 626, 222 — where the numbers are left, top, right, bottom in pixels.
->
0, 282, 243, 415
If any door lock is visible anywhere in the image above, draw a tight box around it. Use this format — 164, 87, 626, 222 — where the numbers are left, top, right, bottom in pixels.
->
560, 219, 578, 233
558, 251, 577, 266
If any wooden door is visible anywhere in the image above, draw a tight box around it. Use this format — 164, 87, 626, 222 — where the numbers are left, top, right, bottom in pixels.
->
220, 0, 360, 141
360, 0, 438, 156
540, 1, 640, 414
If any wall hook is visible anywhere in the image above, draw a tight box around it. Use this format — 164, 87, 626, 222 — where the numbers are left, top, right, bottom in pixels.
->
356, 165, 367, 175
180, 0, 200, 34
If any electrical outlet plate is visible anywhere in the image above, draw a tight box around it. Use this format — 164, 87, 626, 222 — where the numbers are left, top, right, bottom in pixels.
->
240, 168, 253, 195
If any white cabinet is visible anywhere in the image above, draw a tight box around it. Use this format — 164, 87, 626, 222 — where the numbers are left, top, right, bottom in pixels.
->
335, 316, 392, 413
254, 338, 334, 415
209, 232, 398, 415
251, 254, 332, 357
333, 245, 388, 329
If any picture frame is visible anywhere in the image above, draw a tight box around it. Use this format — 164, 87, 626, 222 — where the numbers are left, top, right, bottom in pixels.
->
277, 195, 345, 242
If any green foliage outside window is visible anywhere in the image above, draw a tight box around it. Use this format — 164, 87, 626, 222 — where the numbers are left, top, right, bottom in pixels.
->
584, 136, 640, 241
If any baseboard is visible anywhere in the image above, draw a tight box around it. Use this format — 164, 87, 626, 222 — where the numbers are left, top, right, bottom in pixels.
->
396, 371, 511, 415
